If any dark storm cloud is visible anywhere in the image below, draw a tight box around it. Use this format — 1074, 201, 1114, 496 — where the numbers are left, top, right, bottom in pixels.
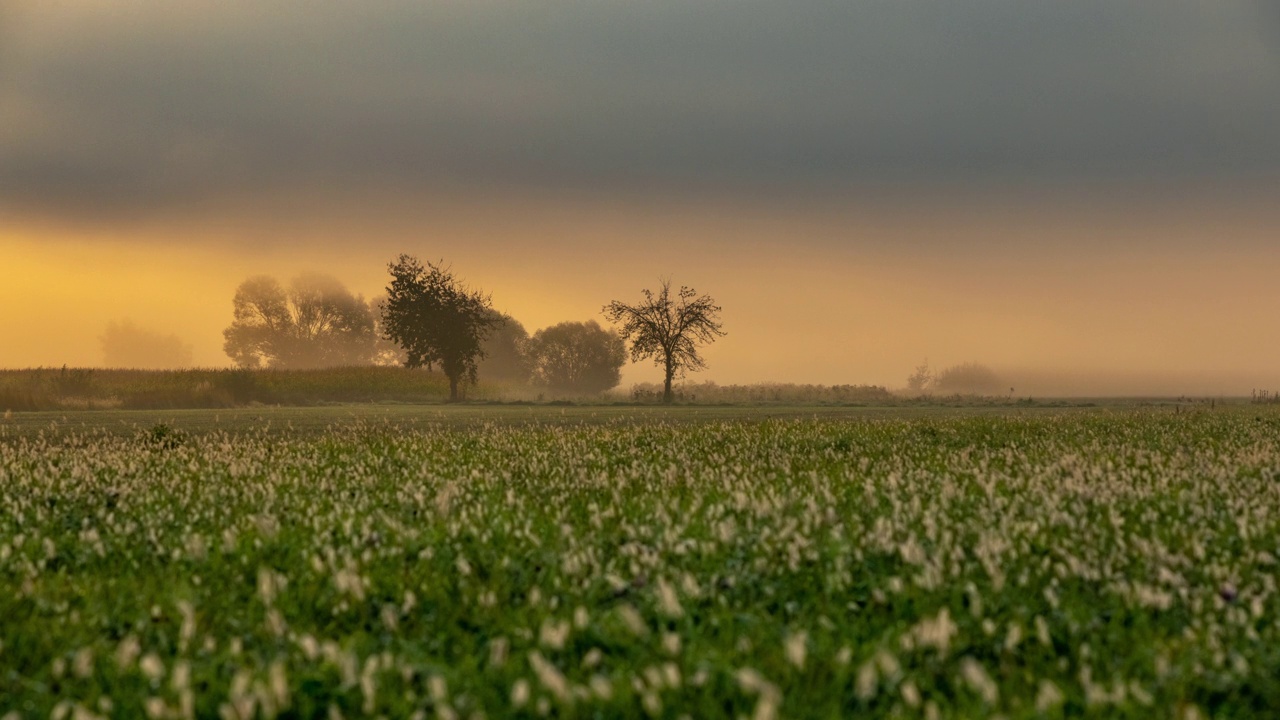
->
2, 1, 1279, 219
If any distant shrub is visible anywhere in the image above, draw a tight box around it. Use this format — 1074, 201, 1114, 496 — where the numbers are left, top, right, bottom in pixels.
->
933, 362, 1004, 395
141, 422, 187, 449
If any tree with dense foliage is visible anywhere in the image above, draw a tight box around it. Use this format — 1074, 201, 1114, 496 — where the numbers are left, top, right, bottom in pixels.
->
478, 312, 533, 384
380, 255, 496, 402
603, 279, 725, 404
528, 320, 625, 394
223, 274, 376, 369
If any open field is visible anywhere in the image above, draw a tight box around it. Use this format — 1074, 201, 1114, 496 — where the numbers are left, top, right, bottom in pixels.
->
4, 365, 1218, 415
0, 402, 1132, 442
3, 405, 1279, 717
0, 394, 1225, 442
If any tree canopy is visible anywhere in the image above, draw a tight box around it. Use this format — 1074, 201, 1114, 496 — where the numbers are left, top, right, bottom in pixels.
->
223, 274, 376, 369
380, 255, 496, 402
603, 280, 725, 403
528, 320, 625, 395
478, 312, 533, 385
101, 320, 194, 369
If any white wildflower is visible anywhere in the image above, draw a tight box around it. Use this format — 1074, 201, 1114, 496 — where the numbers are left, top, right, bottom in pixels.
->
655, 578, 683, 618
784, 631, 808, 670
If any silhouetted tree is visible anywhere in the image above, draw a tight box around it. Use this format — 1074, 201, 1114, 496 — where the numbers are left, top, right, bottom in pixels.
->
906, 358, 934, 393
223, 274, 375, 369
603, 279, 725, 404
101, 320, 194, 369
380, 255, 496, 402
478, 311, 533, 384
529, 320, 625, 394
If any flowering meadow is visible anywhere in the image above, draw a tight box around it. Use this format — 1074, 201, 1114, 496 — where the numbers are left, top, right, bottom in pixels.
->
2, 408, 1279, 718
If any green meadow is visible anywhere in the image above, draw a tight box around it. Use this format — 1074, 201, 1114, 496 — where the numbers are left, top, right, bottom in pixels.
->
2, 404, 1278, 718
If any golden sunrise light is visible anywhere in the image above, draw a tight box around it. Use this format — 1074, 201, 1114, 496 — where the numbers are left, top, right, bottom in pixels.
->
7, 5, 1280, 717
2, 2, 1278, 395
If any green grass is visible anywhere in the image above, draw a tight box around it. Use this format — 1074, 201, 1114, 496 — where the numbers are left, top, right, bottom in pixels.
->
2, 406, 1278, 717
0, 402, 1149, 441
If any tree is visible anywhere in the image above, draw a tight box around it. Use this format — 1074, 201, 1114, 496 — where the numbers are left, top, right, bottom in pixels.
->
478, 312, 533, 384
933, 362, 1002, 395
101, 320, 194, 369
223, 273, 375, 369
528, 320, 626, 394
906, 358, 934, 393
380, 255, 496, 402
603, 279, 725, 404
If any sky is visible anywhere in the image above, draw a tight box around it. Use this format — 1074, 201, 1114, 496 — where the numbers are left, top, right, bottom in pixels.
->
2, 1, 1279, 394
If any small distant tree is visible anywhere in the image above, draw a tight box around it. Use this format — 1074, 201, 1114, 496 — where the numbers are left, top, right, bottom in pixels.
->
906, 359, 933, 393
223, 273, 375, 369
603, 279, 725, 404
101, 320, 194, 369
380, 255, 496, 402
933, 362, 1002, 395
529, 320, 626, 394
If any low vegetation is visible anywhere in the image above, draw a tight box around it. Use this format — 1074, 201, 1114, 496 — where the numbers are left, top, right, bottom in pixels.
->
1, 368, 913, 412
0, 366, 467, 412
2, 407, 1279, 717
628, 381, 896, 405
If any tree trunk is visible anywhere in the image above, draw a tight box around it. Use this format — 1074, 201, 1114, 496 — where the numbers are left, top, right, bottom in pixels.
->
663, 361, 674, 404
448, 375, 460, 403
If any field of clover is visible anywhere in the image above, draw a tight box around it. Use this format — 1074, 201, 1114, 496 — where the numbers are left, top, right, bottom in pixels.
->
2, 408, 1279, 718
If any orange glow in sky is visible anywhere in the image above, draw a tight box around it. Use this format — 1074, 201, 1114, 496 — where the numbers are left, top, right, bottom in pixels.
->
3, 185, 1278, 395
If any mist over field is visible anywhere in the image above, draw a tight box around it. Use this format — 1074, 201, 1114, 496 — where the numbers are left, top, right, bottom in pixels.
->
2, 1, 1278, 396
3, 188, 1277, 396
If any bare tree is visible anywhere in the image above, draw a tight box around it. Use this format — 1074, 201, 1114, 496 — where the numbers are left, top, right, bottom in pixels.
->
603, 279, 725, 404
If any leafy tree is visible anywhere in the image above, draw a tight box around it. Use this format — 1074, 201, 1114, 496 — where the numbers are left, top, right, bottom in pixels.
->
603, 279, 725, 404
223, 274, 375, 369
380, 255, 496, 402
478, 312, 533, 384
528, 320, 625, 394
101, 320, 194, 369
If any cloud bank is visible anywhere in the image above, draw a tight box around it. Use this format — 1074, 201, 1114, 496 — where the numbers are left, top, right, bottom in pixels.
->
2, 1, 1278, 222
